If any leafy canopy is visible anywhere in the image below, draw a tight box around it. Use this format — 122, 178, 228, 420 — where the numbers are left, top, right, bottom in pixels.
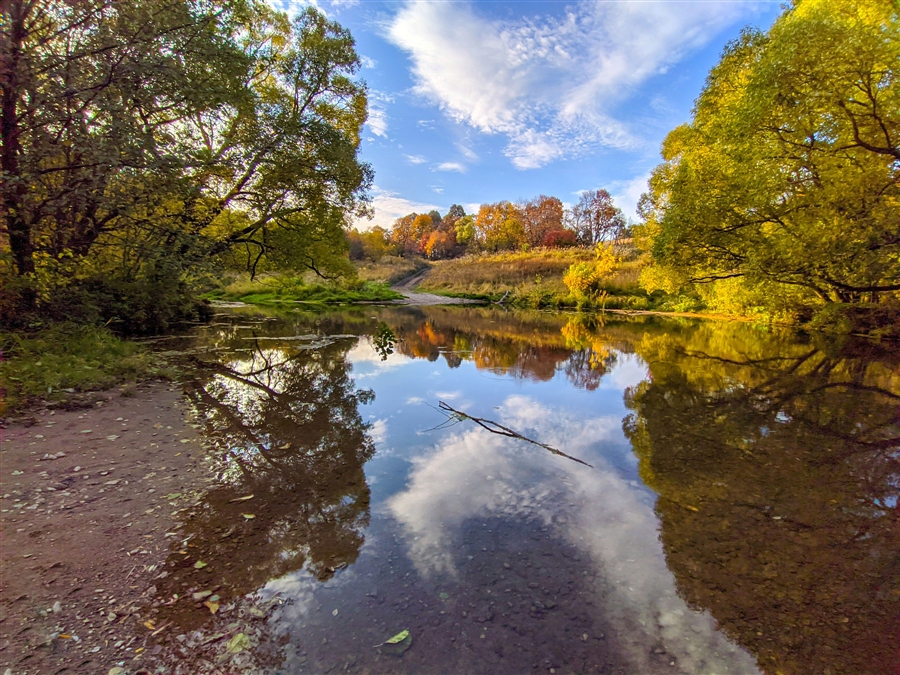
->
637, 0, 900, 310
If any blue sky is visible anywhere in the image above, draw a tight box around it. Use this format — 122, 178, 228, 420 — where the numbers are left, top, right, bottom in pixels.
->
276, 1, 783, 227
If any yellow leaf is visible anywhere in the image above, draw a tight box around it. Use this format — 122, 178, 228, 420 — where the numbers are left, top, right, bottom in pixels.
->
204, 600, 220, 614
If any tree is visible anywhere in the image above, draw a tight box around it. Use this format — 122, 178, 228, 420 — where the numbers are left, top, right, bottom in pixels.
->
390, 213, 417, 255
637, 0, 900, 309
411, 213, 434, 246
569, 190, 626, 246
454, 214, 476, 246
424, 230, 455, 259
0, 1, 371, 318
520, 195, 564, 247
475, 201, 525, 251
543, 229, 577, 248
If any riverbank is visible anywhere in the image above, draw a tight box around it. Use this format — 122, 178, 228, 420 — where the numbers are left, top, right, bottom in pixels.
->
0, 382, 208, 674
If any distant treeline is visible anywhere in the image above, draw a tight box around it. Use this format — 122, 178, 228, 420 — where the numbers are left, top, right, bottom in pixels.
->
348, 189, 630, 261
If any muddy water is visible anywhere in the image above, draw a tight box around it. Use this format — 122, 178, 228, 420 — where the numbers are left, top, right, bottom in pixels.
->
145, 306, 899, 674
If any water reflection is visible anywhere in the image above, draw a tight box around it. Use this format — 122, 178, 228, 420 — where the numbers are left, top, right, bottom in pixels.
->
139, 307, 898, 675
624, 325, 900, 675
148, 336, 375, 638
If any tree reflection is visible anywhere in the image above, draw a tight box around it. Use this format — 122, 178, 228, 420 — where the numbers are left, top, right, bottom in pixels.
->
150, 337, 375, 633
624, 329, 900, 675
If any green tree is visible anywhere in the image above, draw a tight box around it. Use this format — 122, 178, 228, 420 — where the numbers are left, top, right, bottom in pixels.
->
0, 1, 371, 321
638, 0, 900, 314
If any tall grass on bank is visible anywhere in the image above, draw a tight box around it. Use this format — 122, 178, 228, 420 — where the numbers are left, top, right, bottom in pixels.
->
0, 324, 169, 413
419, 249, 651, 309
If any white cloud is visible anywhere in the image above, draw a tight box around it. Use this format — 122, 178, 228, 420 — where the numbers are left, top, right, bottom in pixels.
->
431, 185, 444, 194
367, 91, 393, 138
360, 55, 377, 69
609, 171, 652, 220
388, 1, 761, 169
367, 107, 388, 138
404, 154, 427, 165
356, 186, 441, 229
435, 161, 466, 173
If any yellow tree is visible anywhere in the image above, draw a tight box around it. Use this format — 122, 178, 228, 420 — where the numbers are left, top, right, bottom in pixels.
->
638, 0, 900, 315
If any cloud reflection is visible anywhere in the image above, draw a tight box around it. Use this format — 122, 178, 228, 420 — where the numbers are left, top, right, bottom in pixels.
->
389, 395, 759, 674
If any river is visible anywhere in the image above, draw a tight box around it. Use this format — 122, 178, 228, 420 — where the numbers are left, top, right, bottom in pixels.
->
140, 304, 899, 674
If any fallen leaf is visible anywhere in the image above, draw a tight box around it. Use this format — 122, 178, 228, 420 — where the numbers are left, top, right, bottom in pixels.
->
278, 443, 291, 450
192, 590, 213, 601
106, 435, 119, 441
204, 600, 220, 614
180, 438, 190, 444
242, 513, 255, 520
226, 633, 250, 653
143, 620, 157, 630
378, 629, 412, 655
194, 561, 208, 569
229, 494, 254, 503
385, 630, 410, 644
332, 609, 339, 616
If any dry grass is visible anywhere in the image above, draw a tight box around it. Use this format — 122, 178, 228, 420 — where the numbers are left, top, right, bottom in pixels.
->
355, 256, 429, 284
420, 249, 644, 299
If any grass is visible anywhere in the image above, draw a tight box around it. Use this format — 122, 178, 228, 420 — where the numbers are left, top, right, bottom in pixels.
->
418, 248, 653, 310
0, 324, 171, 414
205, 275, 403, 305
355, 256, 430, 285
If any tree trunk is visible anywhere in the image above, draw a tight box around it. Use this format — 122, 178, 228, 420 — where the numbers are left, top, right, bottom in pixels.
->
0, 0, 34, 276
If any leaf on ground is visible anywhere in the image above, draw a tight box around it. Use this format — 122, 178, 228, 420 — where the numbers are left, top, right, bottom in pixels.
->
194, 560, 208, 569
385, 630, 410, 644
192, 590, 213, 601
229, 495, 254, 503
143, 620, 157, 630
204, 600, 220, 614
378, 629, 412, 655
226, 633, 250, 653
242, 513, 255, 520
180, 438, 190, 444
278, 443, 291, 450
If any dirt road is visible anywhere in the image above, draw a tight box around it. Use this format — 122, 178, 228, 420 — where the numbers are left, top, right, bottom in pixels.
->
390, 268, 480, 306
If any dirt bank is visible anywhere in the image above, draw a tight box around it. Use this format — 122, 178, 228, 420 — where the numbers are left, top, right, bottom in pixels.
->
0, 382, 208, 674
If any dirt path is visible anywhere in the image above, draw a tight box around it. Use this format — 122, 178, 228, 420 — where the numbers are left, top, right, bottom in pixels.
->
390, 268, 480, 306
0, 383, 210, 674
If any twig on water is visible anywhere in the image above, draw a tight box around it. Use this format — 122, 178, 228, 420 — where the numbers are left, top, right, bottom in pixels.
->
435, 401, 594, 468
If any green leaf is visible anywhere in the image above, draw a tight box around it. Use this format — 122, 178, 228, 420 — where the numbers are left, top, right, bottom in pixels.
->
385, 629, 409, 644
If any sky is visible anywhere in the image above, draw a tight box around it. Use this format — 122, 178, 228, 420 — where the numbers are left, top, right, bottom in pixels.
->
275, 0, 784, 227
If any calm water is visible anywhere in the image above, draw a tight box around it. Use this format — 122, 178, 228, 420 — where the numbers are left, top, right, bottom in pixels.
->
145, 306, 899, 674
